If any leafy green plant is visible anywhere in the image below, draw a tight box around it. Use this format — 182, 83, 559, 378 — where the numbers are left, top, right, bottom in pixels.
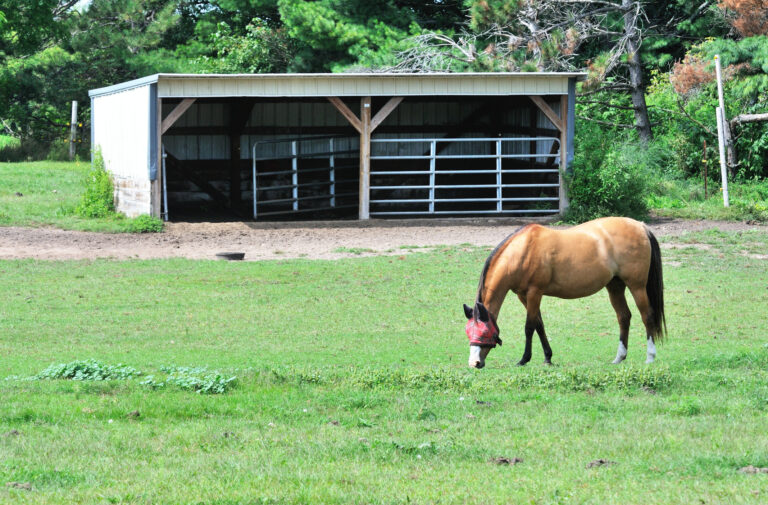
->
140, 366, 237, 394
125, 214, 164, 233
75, 150, 114, 218
34, 360, 141, 381
564, 123, 660, 222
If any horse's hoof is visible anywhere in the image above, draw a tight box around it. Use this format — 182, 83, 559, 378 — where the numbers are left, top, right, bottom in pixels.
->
516, 361, 528, 367
543, 361, 553, 366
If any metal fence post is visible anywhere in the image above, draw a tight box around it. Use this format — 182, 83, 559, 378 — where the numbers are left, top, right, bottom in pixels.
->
161, 145, 169, 221
429, 140, 436, 213
496, 139, 502, 212
291, 140, 298, 211
252, 143, 258, 219
329, 137, 336, 208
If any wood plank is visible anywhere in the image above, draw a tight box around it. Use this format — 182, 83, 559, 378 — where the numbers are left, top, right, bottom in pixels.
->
370, 97, 404, 132
327, 97, 362, 134
359, 96, 371, 220
161, 98, 196, 134
229, 99, 256, 211
529, 96, 563, 132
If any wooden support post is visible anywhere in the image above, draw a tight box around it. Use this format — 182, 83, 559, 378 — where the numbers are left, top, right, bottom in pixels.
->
327, 96, 403, 220
359, 97, 372, 220
228, 99, 255, 212
559, 94, 569, 213
69, 101, 78, 161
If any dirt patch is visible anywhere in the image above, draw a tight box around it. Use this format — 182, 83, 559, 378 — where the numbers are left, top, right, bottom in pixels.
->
586, 459, 617, 468
6, 482, 32, 491
0, 217, 763, 261
491, 456, 523, 466
739, 466, 768, 474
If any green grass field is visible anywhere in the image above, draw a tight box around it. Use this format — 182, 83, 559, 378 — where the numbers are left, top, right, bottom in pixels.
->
1, 230, 767, 504
0, 161, 160, 232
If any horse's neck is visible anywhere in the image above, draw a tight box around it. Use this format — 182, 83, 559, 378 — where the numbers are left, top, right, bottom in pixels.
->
480, 281, 508, 320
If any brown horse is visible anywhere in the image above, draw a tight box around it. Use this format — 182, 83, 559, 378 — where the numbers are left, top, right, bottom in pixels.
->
464, 217, 666, 368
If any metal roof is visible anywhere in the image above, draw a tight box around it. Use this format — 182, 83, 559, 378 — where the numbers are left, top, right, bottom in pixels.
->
89, 72, 586, 99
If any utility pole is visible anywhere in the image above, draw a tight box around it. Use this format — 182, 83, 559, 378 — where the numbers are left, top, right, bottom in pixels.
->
714, 55, 729, 207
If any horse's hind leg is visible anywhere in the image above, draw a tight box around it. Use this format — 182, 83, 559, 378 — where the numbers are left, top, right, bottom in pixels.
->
606, 277, 631, 364
628, 285, 657, 364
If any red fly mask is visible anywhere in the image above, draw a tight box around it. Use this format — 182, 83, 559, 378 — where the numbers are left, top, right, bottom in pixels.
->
464, 302, 502, 348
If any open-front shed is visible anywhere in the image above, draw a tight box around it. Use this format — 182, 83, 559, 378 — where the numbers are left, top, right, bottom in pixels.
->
89, 72, 585, 221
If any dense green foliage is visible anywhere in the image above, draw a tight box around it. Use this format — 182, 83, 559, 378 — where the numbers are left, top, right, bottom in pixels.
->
1, 233, 767, 503
74, 151, 114, 218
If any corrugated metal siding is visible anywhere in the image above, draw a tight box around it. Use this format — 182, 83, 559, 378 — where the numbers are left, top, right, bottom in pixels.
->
92, 84, 152, 209
162, 98, 563, 160
157, 75, 571, 98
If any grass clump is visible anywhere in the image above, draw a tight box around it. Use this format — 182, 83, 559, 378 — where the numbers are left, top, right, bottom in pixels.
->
34, 360, 141, 381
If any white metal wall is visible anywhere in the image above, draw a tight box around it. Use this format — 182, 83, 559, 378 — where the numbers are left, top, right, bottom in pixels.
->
92, 85, 152, 216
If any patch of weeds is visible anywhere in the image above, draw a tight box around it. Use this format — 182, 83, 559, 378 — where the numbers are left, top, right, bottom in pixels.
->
141, 366, 237, 394
33, 360, 141, 381
125, 214, 163, 233
75, 150, 114, 218
669, 396, 702, 417
254, 364, 672, 393
332, 246, 376, 255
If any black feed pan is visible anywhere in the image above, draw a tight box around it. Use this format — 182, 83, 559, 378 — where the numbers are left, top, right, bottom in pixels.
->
215, 252, 245, 261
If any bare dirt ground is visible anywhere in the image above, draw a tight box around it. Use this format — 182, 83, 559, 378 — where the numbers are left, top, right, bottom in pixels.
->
0, 217, 763, 261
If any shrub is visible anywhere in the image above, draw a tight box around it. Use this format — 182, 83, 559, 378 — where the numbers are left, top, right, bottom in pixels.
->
564, 124, 660, 222
126, 214, 164, 233
75, 150, 115, 218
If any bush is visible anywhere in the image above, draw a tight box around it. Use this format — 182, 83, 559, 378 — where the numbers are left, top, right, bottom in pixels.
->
564, 124, 661, 222
75, 150, 115, 218
126, 214, 164, 233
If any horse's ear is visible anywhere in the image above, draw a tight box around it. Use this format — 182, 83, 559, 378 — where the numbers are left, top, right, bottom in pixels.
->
475, 302, 490, 322
463, 304, 474, 320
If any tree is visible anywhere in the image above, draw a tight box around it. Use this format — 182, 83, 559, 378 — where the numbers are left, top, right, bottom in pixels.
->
393, 0, 727, 142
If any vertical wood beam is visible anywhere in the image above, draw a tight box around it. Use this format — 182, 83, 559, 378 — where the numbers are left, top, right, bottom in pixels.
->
359, 97, 372, 220
229, 99, 255, 212
559, 94, 569, 213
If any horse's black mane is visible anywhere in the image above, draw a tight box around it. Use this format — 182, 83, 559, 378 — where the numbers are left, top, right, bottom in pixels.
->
476, 225, 528, 304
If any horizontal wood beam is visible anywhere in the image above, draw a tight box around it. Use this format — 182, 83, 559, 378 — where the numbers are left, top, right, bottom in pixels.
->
327, 97, 362, 134
161, 98, 196, 135
529, 96, 563, 133
371, 97, 404, 132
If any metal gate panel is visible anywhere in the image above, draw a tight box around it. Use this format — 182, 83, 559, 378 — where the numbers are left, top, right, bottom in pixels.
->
251, 136, 359, 219
369, 137, 560, 216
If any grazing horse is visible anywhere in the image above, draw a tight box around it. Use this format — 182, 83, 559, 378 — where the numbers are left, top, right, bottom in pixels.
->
463, 217, 666, 368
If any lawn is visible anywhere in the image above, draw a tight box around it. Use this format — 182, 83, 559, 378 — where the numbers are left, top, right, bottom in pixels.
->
0, 161, 160, 233
1, 231, 767, 504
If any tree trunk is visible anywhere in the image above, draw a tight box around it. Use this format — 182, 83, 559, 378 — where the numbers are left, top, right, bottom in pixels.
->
622, 0, 653, 143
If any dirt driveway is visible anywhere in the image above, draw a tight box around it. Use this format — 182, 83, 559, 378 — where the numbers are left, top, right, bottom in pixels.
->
0, 217, 762, 261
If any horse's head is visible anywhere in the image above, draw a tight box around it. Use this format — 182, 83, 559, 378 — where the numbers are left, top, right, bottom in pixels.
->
463, 302, 501, 369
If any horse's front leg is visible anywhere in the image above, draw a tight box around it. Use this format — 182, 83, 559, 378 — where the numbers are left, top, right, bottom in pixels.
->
517, 291, 543, 366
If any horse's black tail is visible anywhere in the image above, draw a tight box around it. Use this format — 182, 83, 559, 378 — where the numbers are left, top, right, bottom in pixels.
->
646, 229, 667, 342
